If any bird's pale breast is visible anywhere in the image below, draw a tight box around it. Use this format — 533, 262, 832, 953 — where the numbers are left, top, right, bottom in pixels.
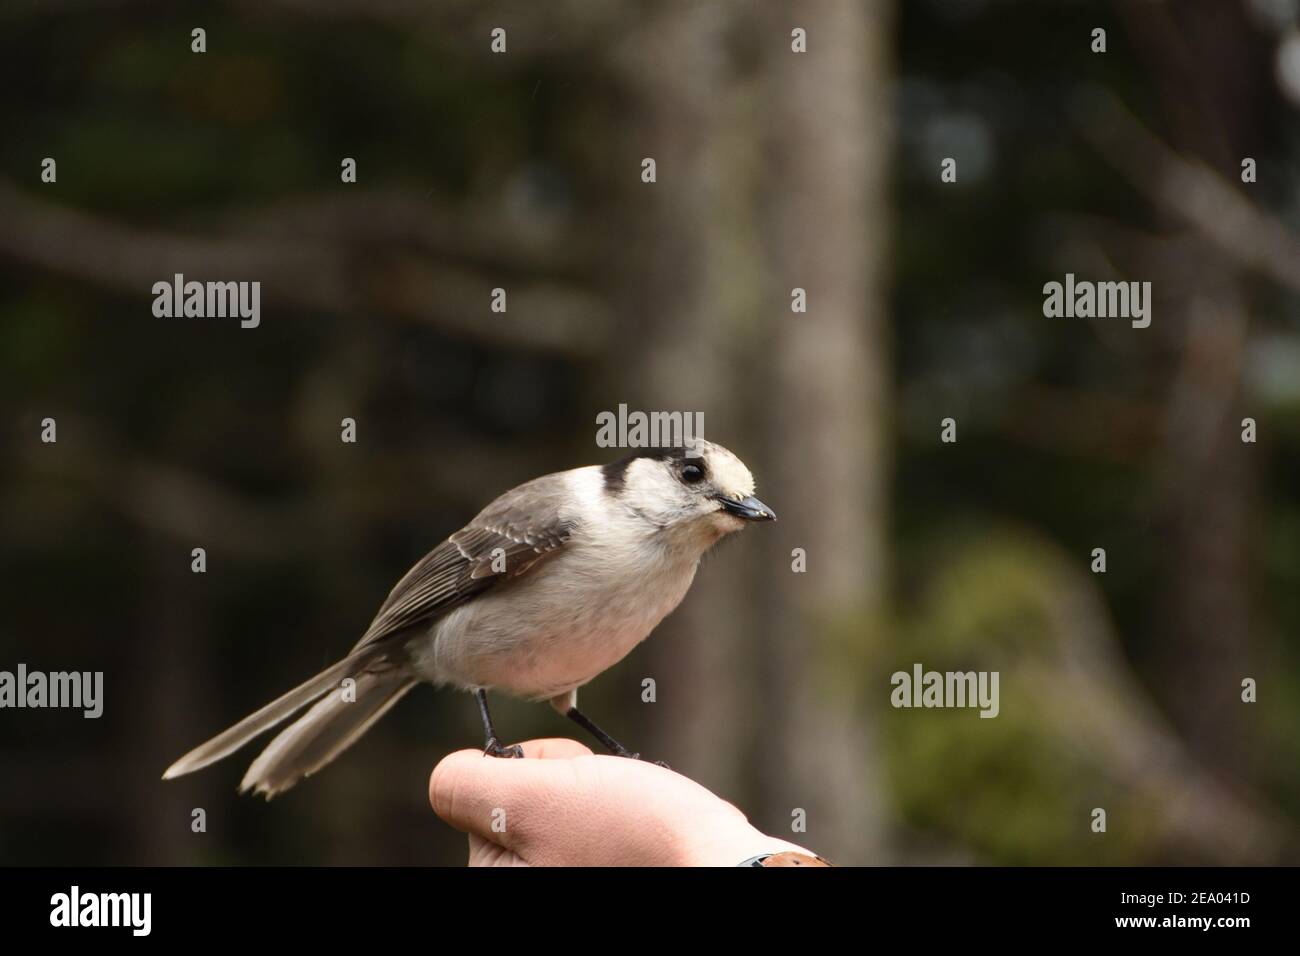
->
410, 536, 700, 701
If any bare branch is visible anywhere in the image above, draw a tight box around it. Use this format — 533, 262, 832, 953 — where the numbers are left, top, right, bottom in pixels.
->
1074, 90, 1300, 296
0, 182, 605, 356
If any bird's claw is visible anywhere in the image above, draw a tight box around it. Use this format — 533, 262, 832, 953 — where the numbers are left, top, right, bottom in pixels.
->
484, 738, 525, 759
615, 749, 669, 769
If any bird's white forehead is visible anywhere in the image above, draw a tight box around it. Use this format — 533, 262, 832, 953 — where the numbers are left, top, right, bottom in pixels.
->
697, 441, 755, 498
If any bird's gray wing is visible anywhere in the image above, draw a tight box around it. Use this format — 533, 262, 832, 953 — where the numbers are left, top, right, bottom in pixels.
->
351, 472, 577, 651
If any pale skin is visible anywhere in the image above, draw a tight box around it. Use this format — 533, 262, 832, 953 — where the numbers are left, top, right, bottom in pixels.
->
429, 738, 815, 866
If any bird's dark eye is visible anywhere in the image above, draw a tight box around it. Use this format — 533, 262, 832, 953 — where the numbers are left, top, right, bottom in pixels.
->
681, 463, 705, 484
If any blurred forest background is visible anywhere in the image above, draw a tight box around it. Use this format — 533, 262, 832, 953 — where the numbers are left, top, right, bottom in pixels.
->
3, 0, 1300, 866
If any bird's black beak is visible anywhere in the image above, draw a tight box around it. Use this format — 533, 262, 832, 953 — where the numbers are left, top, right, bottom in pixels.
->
716, 494, 776, 522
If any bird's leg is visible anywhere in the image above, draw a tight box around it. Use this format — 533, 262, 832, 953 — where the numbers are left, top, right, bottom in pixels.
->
476, 689, 524, 758
565, 706, 666, 766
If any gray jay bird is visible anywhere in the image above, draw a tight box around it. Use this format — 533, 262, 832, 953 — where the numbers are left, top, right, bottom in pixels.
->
162, 439, 775, 797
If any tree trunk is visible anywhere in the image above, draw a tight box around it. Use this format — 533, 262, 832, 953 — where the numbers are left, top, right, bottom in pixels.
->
755, 0, 895, 864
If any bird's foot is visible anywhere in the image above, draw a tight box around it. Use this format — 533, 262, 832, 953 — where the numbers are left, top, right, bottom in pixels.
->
483, 738, 525, 759
613, 748, 670, 769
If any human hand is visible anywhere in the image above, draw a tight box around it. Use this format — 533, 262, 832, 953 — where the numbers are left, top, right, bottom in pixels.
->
429, 738, 815, 866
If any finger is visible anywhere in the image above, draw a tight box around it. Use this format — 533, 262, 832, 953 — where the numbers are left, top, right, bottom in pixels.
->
429, 744, 587, 849
467, 832, 529, 867
427, 739, 590, 839
517, 737, 593, 760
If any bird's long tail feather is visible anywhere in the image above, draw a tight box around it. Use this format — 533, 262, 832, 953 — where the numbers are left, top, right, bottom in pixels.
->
162, 648, 412, 797
239, 668, 415, 797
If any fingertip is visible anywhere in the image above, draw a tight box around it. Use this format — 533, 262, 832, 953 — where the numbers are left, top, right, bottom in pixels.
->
429, 748, 483, 818
428, 739, 596, 835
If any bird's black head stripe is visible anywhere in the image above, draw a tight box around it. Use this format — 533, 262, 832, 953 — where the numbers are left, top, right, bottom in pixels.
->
601, 446, 689, 495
